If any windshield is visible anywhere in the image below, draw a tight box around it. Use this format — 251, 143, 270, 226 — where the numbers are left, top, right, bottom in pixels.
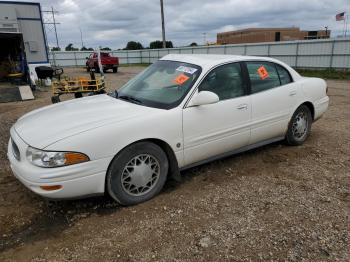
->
117, 60, 202, 109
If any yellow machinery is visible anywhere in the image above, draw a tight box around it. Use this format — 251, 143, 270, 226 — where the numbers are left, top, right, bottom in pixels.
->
51, 73, 106, 103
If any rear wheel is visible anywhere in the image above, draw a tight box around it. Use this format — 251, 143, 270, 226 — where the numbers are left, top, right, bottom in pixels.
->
106, 142, 168, 206
51, 96, 60, 103
286, 105, 312, 145
74, 92, 83, 99
113, 67, 118, 73
94, 64, 100, 73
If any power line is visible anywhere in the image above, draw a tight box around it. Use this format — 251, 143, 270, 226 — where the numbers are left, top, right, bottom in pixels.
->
42, 6, 60, 48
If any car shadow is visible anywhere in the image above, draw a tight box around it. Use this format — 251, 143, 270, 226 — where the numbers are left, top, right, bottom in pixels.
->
0, 194, 120, 252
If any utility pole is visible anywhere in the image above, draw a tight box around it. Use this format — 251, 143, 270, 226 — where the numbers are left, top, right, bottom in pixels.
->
325, 26, 328, 38
79, 27, 84, 48
160, 0, 166, 48
42, 6, 60, 49
202, 33, 207, 45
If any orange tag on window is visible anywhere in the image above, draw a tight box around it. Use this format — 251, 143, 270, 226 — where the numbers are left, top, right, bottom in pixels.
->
257, 66, 269, 80
174, 74, 190, 85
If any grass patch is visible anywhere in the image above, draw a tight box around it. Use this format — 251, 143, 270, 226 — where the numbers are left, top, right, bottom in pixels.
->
297, 69, 350, 80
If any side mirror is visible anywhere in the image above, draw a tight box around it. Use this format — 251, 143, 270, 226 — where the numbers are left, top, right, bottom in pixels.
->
189, 91, 219, 107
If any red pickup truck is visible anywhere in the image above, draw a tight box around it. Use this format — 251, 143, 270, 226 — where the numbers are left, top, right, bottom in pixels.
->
86, 52, 119, 73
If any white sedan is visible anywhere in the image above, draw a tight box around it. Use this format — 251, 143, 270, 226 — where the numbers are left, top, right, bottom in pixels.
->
8, 55, 329, 205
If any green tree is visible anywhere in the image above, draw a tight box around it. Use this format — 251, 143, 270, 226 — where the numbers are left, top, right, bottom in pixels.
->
189, 42, 198, 47
51, 46, 61, 51
149, 40, 173, 49
100, 47, 111, 51
81, 46, 94, 51
125, 41, 144, 50
65, 43, 79, 51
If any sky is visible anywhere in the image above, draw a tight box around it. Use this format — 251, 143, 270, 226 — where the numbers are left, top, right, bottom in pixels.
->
13, 0, 350, 49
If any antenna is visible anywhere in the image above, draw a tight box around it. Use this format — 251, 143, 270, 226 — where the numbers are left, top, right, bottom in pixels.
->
42, 6, 60, 49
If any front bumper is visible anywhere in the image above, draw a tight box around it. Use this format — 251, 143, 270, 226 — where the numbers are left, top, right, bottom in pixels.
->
7, 127, 111, 199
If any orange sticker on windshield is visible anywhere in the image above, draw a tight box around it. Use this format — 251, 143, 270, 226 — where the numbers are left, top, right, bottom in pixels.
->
257, 66, 269, 80
174, 74, 190, 85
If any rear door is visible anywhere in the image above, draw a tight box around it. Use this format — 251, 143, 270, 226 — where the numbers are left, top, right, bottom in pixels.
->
182, 62, 251, 166
244, 61, 298, 144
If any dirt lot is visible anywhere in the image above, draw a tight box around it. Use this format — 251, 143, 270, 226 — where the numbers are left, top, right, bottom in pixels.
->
0, 67, 349, 261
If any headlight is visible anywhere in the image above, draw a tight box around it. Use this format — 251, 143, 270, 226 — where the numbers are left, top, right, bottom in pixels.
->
26, 146, 89, 168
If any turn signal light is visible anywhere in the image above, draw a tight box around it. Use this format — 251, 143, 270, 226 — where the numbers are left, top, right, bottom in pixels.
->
65, 152, 89, 165
40, 185, 63, 191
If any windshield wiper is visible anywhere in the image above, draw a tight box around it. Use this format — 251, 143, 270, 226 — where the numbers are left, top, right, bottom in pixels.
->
118, 95, 143, 105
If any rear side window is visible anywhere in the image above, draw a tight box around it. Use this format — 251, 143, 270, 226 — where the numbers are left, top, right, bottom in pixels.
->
246, 62, 280, 94
276, 64, 292, 85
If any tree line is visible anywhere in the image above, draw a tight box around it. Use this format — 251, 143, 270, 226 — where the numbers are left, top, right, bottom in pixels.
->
51, 41, 198, 51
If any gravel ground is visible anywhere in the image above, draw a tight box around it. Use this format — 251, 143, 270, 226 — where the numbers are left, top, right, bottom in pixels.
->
0, 67, 349, 261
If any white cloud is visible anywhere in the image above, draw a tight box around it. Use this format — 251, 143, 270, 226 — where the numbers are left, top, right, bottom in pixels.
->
14, 0, 350, 49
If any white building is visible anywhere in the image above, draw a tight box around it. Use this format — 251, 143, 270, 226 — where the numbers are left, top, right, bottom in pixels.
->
0, 1, 50, 86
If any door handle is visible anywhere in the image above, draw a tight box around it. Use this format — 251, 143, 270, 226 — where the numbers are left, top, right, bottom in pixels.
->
289, 90, 297, 96
237, 104, 248, 110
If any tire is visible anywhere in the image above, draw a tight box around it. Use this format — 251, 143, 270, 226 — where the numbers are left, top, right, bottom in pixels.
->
51, 96, 60, 103
286, 105, 312, 146
86, 66, 90, 72
96, 89, 106, 95
74, 92, 83, 99
106, 142, 169, 206
113, 67, 118, 73
94, 64, 100, 73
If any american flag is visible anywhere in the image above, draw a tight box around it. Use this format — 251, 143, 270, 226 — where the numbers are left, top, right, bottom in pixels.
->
336, 12, 345, 21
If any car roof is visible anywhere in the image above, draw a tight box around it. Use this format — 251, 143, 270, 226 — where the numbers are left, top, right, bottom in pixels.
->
162, 54, 280, 68
160, 54, 302, 80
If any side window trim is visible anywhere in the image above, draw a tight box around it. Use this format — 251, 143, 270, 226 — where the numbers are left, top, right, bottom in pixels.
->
274, 63, 282, 85
275, 63, 294, 85
240, 61, 252, 95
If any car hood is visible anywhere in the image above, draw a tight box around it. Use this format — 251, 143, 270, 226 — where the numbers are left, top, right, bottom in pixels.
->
14, 94, 159, 148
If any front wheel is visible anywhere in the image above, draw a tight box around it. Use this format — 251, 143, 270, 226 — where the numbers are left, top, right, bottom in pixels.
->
106, 142, 169, 206
94, 64, 100, 73
51, 95, 60, 103
286, 105, 312, 146
113, 67, 118, 73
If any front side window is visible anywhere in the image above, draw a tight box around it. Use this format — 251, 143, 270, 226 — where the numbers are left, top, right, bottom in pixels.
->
246, 62, 280, 94
117, 60, 202, 109
198, 63, 245, 101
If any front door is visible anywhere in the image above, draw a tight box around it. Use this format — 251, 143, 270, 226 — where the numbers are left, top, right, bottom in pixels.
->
182, 62, 251, 166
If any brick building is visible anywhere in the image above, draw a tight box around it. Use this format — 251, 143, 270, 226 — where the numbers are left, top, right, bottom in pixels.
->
217, 27, 330, 45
